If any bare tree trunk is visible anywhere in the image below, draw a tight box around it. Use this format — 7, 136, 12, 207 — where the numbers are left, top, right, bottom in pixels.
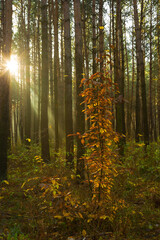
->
99, 0, 104, 72
74, 0, 85, 180
25, 0, 31, 145
82, 0, 89, 81
124, 23, 130, 137
49, 0, 54, 121
149, 0, 153, 142
63, 0, 74, 167
41, 0, 50, 162
115, 0, 125, 155
133, 0, 149, 145
53, 0, 59, 157
157, 0, 160, 136
92, 0, 96, 74
0, 0, 12, 180
130, 18, 135, 136
37, 1, 41, 144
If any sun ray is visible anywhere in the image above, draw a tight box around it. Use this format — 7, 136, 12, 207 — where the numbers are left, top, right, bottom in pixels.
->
6, 55, 19, 75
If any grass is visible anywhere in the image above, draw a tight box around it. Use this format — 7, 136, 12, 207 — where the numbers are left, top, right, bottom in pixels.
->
0, 142, 160, 239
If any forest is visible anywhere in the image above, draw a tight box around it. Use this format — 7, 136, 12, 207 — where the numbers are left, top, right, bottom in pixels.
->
0, 0, 160, 239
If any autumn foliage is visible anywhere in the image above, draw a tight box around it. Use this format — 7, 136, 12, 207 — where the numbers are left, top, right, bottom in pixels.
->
79, 71, 119, 201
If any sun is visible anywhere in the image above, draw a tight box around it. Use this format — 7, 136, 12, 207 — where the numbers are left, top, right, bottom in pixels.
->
6, 55, 19, 75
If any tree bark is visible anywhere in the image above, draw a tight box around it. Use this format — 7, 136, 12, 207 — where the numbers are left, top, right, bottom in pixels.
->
74, 0, 85, 180
115, 0, 125, 155
63, 0, 74, 167
53, 0, 59, 157
25, 0, 31, 146
41, 0, 50, 162
157, 0, 160, 136
0, 0, 12, 180
149, 0, 153, 141
99, 0, 104, 73
133, 0, 149, 145
92, 0, 96, 74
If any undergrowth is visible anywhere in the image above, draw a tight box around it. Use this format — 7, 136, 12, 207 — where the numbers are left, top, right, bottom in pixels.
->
0, 142, 160, 240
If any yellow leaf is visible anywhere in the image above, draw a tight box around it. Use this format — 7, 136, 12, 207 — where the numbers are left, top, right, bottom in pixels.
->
78, 212, 83, 219
63, 210, 70, 217
3, 180, 9, 185
21, 181, 26, 188
82, 229, 87, 237
71, 174, 75, 180
26, 138, 31, 142
100, 215, 107, 220
54, 215, 63, 219
107, 142, 112, 146
99, 26, 104, 30
137, 143, 145, 147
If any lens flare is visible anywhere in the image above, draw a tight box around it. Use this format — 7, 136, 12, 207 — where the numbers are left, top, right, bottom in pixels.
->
6, 55, 18, 75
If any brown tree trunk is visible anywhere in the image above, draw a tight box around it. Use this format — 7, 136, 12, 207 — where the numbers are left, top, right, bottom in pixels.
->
149, 0, 153, 141
115, 0, 125, 155
157, 0, 160, 136
74, 0, 85, 180
25, 0, 31, 145
63, 0, 74, 167
92, 0, 96, 74
53, 0, 59, 157
0, 0, 12, 180
124, 23, 130, 137
49, 0, 54, 120
41, 0, 50, 162
133, 0, 149, 145
130, 19, 135, 136
99, 0, 104, 73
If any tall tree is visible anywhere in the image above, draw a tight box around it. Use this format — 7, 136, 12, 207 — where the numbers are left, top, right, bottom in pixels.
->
133, 0, 149, 145
92, 0, 97, 74
25, 0, 31, 145
115, 0, 126, 155
63, 0, 74, 167
41, 0, 50, 162
53, 0, 59, 157
49, 0, 54, 117
74, 0, 85, 180
0, 0, 12, 180
149, 0, 153, 141
157, 0, 160, 136
99, 0, 104, 72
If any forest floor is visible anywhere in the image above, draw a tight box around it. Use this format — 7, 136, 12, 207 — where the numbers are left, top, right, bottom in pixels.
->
0, 142, 160, 240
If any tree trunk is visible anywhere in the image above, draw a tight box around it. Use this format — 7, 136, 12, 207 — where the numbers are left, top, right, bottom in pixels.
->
41, 0, 50, 162
124, 23, 130, 137
49, 0, 54, 122
92, 0, 96, 74
53, 0, 59, 157
0, 0, 12, 181
63, 0, 74, 167
99, 0, 104, 72
74, 0, 85, 180
157, 0, 160, 136
115, 0, 125, 155
133, 0, 149, 145
149, 0, 153, 141
25, 0, 31, 145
